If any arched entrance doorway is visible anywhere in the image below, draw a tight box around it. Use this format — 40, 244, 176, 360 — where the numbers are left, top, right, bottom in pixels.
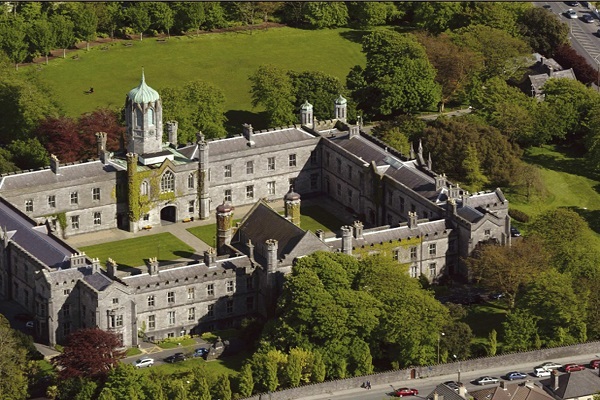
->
160, 205, 177, 223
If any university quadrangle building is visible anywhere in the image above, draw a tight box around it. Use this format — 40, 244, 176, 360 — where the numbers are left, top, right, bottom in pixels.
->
0, 75, 511, 347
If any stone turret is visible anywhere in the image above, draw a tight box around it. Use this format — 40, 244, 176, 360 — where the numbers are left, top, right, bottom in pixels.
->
341, 226, 353, 255
147, 257, 159, 275
216, 201, 234, 255
96, 132, 108, 164
284, 187, 301, 227
243, 123, 255, 147
125, 70, 163, 155
204, 247, 216, 267
197, 132, 210, 219
50, 154, 60, 175
334, 94, 347, 122
266, 239, 278, 271
408, 211, 418, 229
166, 121, 178, 146
353, 221, 363, 239
300, 100, 313, 127
106, 258, 117, 279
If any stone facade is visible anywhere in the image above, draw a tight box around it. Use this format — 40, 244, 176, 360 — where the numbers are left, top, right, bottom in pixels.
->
0, 75, 510, 347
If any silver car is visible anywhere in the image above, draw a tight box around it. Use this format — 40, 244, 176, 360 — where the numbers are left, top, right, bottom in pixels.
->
133, 357, 154, 368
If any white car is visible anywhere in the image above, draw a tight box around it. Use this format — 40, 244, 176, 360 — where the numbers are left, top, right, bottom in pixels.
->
566, 9, 578, 19
133, 357, 154, 368
476, 376, 499, 385
534, 368, 552, 377
538, 361, 562, 371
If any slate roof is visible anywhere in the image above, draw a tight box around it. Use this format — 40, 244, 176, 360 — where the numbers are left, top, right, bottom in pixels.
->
208, 127, 316, 157
457, 206, 485, 223
232, 201, 307, 260
176, 144, 198, 160
540, 370, 600, 399
83, 272, 113, 291
470, 381, 553, 400
0, 197, 73, 268
425, 383, 467, 400
0, 160, 121, 192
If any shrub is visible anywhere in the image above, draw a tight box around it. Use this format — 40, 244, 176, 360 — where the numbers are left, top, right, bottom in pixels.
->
509, 209, 530, 223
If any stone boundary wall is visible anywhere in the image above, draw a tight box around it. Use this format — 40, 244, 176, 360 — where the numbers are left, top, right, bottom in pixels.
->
241, 341, 600, 400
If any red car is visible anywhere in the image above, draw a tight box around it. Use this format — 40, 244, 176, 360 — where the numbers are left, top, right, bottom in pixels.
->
564, 363, 585, 372
395, 388, 419, 397
590, 359, 600, 369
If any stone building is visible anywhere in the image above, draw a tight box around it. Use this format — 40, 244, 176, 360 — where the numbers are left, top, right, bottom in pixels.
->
0, 74, 510, 346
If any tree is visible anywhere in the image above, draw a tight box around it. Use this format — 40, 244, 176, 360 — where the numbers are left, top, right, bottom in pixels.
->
303, 2, 348, 29
510, 161, 546, 203
461, 144, 488, 192
93, 2, 122, 40
502, 308, 538, 352
74, 4, 98, 51
203, 2, 227, 30
50, 14, 76, 58
0, 14, 28, 69
554, 44, 599, 85
488, 329, 497, 356
249, 65, 296, 127
289, 70, 346, 121
411, 2, 465, 34
348, 31, 440, 118
103, 364, 144, 400
149, 2, 174, 37
35, 116, 83, 162
211, 374, 232, 400
183, 2, 206, 36
464, 2, 531, 37
161, 80, 227, 142
237, 363, 254, 397
53, 328, 125, 380
77, 108, 124, 156
29, 16, 55, 64
0, 314, 28, 400
467, 237, 551, 309
127, 2, 151, 41
415, 32, 483, 111
8, 138, 49, 170
519, 7, 569, 57
348, 2, 397, 28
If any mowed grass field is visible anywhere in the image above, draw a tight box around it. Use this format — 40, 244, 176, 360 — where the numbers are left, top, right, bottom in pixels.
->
29, 27, 366, 130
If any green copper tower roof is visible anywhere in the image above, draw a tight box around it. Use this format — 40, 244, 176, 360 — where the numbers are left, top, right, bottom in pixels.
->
300, 100, 313, 110
335, 94, 347, 105
127, 71, 160, 104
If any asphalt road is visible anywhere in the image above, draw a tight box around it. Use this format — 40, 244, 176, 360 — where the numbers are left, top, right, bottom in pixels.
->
302, 351, 600, 400
534, 1, 600, 70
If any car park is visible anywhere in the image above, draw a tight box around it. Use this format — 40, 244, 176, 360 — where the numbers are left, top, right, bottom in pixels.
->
582, 14, 594, 23
193, 347, 208, 358
394, 388, 419, 397
538, 362, 562, 371
590, 359, 600, 369
164, 352, 186, 363
506, 371, 527, 380
534, 368, 552, 377
564, 363, 585, 372
133, 358, 154, 368
476, 376, 499, 385
566, 9, 579, 18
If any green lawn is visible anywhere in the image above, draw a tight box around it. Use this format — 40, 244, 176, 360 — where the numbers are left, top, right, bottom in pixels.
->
187, 205, 345, 245
138, 350, 249, 378
465, 301, 509, 355
29, 27, 365, 130
80, 232, 195, 268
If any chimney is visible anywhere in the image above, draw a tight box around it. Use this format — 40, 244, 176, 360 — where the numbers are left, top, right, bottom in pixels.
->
341, 226, 353, 255
91, 258, 101, 274
243, 123, 255, 147
315, 229, 325, 240
447, 198, 457, 216
434, 392, 439, 400
458, 383, 467, 398
147, 257, 159, 275
204, 247, 216, 267
106, 258, 117, 279
435, 173, 446, 191
166, 121, 178, 146
552, 369, 559, 390
96, 132, 108, 163
266, 239, 278, 271
50, 154, 60, 174
349, 125, 359, 139
196, 131, 205, 144
247, 239, 255, 260
461, 191, 469, 207
408, 211, 418, 229
353, 221, 363, 239
499, 381, 506, 389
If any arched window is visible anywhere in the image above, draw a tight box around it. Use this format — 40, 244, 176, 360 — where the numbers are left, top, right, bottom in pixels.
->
161, 171, 175, 193
140, 180, 149, 196
147, 108, 154, 126
188, 173, 195, 189
135, 108, 143, 128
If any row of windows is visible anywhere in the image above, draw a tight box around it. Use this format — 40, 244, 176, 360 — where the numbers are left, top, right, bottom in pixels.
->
146, 297, 255, 329
140, 172, 196, 197
70, 212, 102, 229
146, 280, 242, 307
25, 188, 102, 212
409, 263, 437, 278
223, 154, 299, 179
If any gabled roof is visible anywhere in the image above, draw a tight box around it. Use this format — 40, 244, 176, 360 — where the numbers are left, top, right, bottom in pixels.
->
470, 381, 553, 400
540, 370, 600, 399
425, 383, 467, 400
208, 127, 316, 157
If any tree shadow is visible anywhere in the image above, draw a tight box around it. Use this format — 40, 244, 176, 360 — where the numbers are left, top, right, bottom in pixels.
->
225, 110, 270, 134
523, 145, 600, 182
565, 205, 600, 235
338, 29, 371, 45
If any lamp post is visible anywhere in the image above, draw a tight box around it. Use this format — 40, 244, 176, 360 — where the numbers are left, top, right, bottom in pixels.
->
437, 332, 445, 364
453, 354, 461, 383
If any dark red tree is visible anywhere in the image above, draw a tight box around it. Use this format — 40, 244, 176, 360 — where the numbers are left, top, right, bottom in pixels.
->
52, 328, 125, 381
78, 108, 124, 159
554, 44, 599, 85
35, 116, 82, 163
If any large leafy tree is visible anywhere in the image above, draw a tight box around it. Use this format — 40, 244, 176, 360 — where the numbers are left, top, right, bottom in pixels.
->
50, 14, 76, 58
303, 2, 348, 29
126, 2, 151, 41
411, 2, 465, 34
0, 314, 28, 400
502, 308, 539, 352
347, 2, 398, 28
28, 16, 56, 64
348, 30, 440, 118
78, 108, 124, 156
0, 14, 29, 69
53, 328, 125, 380
148, 2, 175, 37
467, 237, 550, 309
161, 80, 227, 142
289, 70, 347, 121
519, 7, 569, 57
73, 3, 98, 51
249, 65, 296, 127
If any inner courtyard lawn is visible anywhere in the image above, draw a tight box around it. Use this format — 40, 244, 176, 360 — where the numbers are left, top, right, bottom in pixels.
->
80, 232, 195, 268
29, 27, 365, 130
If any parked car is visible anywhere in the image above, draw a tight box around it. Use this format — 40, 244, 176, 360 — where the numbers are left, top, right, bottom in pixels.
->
490, 292, 504, 300
506, 371, 528, 381
164, 352, 186, 363
582, 14, 594, 22
193, 347, 208, 358
538, 362, 562, 371
534, 368, 552, 377
443, 381, 467, 392
133, 357, 154, 368
565, 1, 579, 6
590, 359, 600, 369
394, 388, 419, 397
510, 227, 521, 237
476, 376, 499, 385
564, 363, 585, 372
566, 9, 579, 19
25, 321, 34, 329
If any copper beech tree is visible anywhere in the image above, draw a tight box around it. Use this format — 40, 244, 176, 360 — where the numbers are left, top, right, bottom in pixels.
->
53, 328, 125, 380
